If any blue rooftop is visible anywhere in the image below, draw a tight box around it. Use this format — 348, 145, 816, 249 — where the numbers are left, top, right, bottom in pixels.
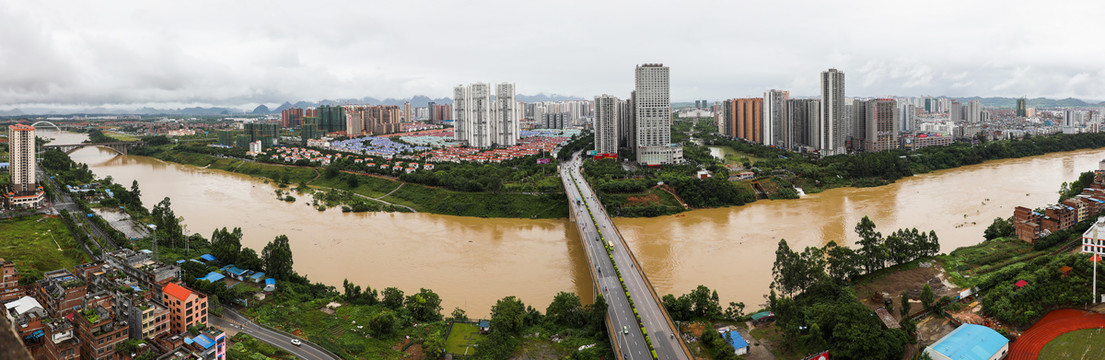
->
192, 334, 215, 350
249, 272, 265, 280
199, 272, 226, 283
220, 265, 248, 276
265, 278, 276, 285
200, 254, 218, 262
479, 320, 490, 328
723, 331, 748, 350
927, 324, 1008, 360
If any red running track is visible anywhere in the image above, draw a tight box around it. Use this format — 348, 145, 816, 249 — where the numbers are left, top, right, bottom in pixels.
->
1007, 309, 1105, 360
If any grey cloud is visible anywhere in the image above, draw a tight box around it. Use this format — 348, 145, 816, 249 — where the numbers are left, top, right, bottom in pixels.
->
2, 0, 1105, 112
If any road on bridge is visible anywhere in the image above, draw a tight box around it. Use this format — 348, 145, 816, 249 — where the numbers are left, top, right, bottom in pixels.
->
561, 153, 690, 360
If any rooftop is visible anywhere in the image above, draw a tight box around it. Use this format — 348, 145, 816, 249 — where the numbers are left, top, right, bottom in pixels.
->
163, 282, 195, 301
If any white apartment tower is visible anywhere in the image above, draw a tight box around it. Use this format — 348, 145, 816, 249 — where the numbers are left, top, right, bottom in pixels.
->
763, 90, 789, 147
453, 83, 498, 149
634, 64, 683, 165
594, 95, 621, 155
5, 124, 44, 209
820, 68, 846, 155
492, 83, 519, 146
966, 100, 982, 124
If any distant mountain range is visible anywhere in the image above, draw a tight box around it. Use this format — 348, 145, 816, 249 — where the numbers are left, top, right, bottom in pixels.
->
4, 95, 1096, 118
951, 97, 1105, 109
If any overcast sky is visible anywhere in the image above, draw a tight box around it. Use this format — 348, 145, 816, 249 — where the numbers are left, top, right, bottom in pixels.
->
3, 0, 1104, 110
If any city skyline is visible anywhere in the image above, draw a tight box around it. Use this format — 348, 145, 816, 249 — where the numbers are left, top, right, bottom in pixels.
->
4, 0, 1105, 112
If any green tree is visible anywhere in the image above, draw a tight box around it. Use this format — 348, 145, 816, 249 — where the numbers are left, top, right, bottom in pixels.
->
984, 217, 1015, 241
238, 247, 263, 271
261, 235, 294, 280
724, 301, 745, 321
423, 329, 445, 358
920, 283, 934, 311
772, 239, 803, 296
900, 293, 912, 318
130, 180, 143, 210
369, 310, 396, 336
586, 294, 608, 332
825, 241, 861, 282
405, 288, 443, 322
489, 296, 527, 336
450, 307, 468, 321
546, 291, 584, 327
382, 287, 405, 310
210, 227, 243, 265
855, 216, 886, 274
151, 197, 184, 248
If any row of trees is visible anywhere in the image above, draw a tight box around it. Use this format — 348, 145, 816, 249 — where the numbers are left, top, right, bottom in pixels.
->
339, 281, 444, 323
477, 293, 608, 360
660, 285, 745, 322
773, 217, 940, 296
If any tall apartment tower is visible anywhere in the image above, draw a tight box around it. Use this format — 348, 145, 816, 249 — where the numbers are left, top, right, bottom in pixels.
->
634, 64, 682, 165
820, 68, 846, 155
786, 99, 822, 151
763, 90, 789, 147
1016, 97, 1028, 117
492, 83, 519, 147
864, 99, 900, 152
454, 83, 492, 148
594, 95, 621, 155
967, 100, 982, 124
726, 98, 763, 143
899, 103, 916, 132
850, 99, 868, 152
8, 124, 35, 194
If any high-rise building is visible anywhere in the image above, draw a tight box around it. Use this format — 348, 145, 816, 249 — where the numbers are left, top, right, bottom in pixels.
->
403, 102, 412, 123
634, 64, 683, 165
950, 101, 964, 122
820, 68, 846, 155
454, 83, 517, 148
763, 90, 789, 147
493, 83, 519, 146
316, 105, 346, 134
594, 95, 621, 155
899, 103, 916, 132
864, 99, 899, 152
1016, 97, 1027, 117
280, 108, 304, 128
967, 100, 982, 124
786, 99, 822, 151
723, 98, 763, 143
850, 99, 868, 152
5, 124, 44, 209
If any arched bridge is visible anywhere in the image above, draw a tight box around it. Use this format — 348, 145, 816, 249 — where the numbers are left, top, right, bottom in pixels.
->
41, 142, 144, 155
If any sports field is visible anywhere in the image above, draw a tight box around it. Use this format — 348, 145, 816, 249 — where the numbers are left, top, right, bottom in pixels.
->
1038, 328, 1105, 359
445, 322, 485, 356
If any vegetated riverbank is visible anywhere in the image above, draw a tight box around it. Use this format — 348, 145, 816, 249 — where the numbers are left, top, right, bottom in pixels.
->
130, 142, 570, 218
592, 119, 1105, 217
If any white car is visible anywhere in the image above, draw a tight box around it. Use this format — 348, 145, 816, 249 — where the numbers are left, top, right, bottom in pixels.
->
290, 338, 302, 346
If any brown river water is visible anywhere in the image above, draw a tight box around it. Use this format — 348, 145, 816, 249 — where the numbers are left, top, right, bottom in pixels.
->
43, 130, 1105, 316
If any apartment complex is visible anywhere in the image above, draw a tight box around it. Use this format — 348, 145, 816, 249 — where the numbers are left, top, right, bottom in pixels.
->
763, 90, 789, 147
162, 282, 208, 335
1, 258, 21, 302
347, 105, 402, 136
280, 108, 304, 127
1015, 170, 1105, 242
720, 98, 764, 143
820, 68, 846, 155
34, 270, 88, 317
864, 99, 900, 152
594, 94, 622, 155
634, 64, 683, 165
5, 124, 45, 209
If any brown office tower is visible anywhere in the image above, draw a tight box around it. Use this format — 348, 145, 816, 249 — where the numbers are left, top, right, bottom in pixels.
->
723, 98, 763, 143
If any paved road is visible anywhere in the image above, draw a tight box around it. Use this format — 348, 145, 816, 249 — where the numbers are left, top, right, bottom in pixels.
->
561, 154, 690, 360
210, 309, 338, 360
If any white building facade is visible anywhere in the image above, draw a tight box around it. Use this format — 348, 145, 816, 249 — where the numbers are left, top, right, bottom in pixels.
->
634, 64, 682, 165
594, 95, 621, 155
820, 68, 846, 155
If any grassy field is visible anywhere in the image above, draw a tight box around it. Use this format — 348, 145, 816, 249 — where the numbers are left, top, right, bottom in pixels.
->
226, 333, 296, 360
103, 131, 139, 141
1039, 328, 1105, 359
0, 215, 89, 281
445, 323, 484, 356
312, 174, 400, 199
381, 179, 568, 218
709, 145, 766, 165
242, 297, 445, 359
938, 237, 1041, 288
